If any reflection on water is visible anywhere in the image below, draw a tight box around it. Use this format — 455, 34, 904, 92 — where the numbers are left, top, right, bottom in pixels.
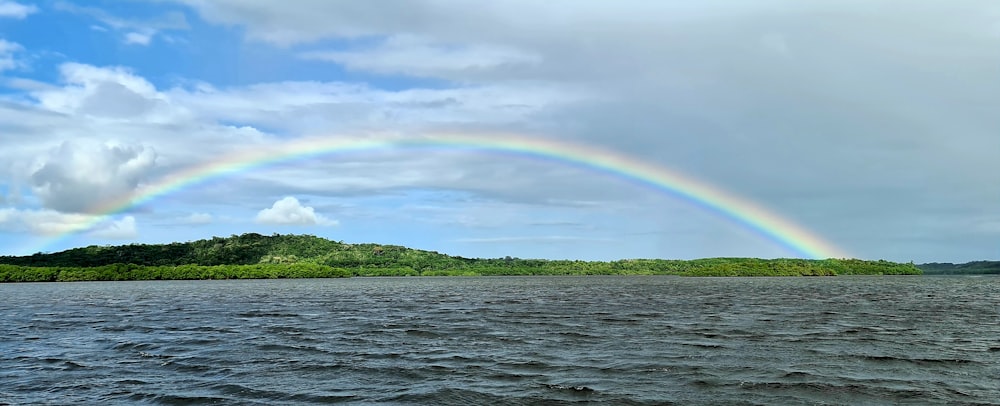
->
1, 276, 999, 405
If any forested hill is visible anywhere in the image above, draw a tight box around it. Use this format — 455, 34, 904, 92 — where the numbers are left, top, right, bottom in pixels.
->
918, 261, 1000, 275
0, 233, 461, 269
0, 233, 922, 280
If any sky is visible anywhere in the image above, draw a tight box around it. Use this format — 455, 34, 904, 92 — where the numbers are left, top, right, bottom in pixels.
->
0, 0, 997, 262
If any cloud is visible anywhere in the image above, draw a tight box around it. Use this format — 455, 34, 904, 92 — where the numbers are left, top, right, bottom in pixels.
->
124, 32, 153, 46
2, 2, 1000, 262
255, 197, 337, 226
3, 77, 56, 91
454, 236, 612, 244
157, 0, 1000, 262
170, 0, 782, 47
301, 34, 541, 78
180, 212, 212, 224
0, 208, 94, 236
29, 141, 157, 213
0, 39, 24, 72
87, 216, 137, 239
0, 63, 268, 171
3, 61, 593, 212
0, 208, 89, 235
32, 62, 173, 119
0, 1, 36, 19
167, 79, 585, 135
0, 210, 138, 256
54, 2, 188, 45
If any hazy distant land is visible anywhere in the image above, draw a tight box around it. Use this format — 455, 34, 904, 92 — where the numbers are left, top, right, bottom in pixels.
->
0, 233, 927, 282
917, 261, 1000, 275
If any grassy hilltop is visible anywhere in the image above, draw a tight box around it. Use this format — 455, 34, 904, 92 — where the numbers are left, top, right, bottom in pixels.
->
0, 233, 921, 282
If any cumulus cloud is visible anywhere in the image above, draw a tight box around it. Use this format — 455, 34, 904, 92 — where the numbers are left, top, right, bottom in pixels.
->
29, 141, 157, 213
32, 63, 172, 120
2, 60, 591, 215
255, 197, 336, 226
0, 1, 36, 19
1, 60, 580, 215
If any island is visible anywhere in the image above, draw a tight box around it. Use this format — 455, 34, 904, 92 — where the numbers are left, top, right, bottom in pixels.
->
0, 233, 922, 282
917, 261, 1000, 275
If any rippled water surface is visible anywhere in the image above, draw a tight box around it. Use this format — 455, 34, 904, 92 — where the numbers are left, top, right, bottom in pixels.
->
2, 276, 999, 405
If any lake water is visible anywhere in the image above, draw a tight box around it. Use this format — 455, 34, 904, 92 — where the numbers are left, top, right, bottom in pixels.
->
1, 276, 998, 405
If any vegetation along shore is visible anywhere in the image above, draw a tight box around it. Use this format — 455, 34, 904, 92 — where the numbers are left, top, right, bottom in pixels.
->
0, 233, 926, 282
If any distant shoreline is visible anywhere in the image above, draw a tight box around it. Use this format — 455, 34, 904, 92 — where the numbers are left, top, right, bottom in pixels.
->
0, 259, 924, 283
0, 233, 924, 282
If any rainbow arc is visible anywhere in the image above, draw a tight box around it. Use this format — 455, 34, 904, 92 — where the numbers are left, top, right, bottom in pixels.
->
35, 132, 849, 259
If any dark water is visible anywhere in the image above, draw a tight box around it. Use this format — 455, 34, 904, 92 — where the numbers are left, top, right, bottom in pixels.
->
2, 276, 999, 405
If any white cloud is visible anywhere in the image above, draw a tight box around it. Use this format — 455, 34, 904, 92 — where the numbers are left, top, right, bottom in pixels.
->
87, 216, 138, 239
255, 197, 337, 226
27, 63, 178, 122
0, 208, 137, 240
29, 140, 157, 213
0, 208, 93, 235
180, 212, 212, 224
301, 35, 541, 77
21, 60, 579, 138
171, 0, 791, 47
3, 77, 57, 91
0, 39, 24, 72
167, 80, 586, 134
454, 236, 612, 244
124, 32, 153, 46
0, 1, 36, 19
54, 2, 188, 45
1, 61, 590, 217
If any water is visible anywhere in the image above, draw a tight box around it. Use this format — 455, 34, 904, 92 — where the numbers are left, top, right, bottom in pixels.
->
1, 276, 998, 405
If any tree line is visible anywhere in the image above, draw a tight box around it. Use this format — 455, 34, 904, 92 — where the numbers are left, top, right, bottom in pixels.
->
0, 233, 922, 282
917, 261, 1000, 275
0, 263, 351, 283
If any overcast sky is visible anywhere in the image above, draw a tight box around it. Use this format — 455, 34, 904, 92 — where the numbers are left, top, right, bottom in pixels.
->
0, 0, 997, 262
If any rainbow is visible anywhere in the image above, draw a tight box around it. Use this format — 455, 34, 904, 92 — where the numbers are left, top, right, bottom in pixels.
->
38, 132, 848, 258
